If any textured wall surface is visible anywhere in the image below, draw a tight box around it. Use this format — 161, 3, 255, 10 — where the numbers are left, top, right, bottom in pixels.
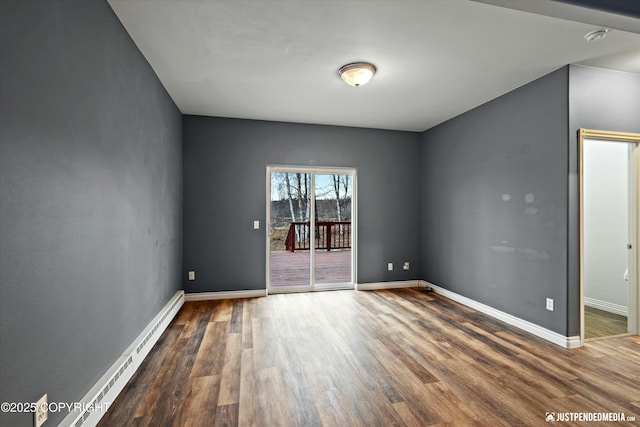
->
421, 68, 570, 335
182, 116, 422, 292
0, 2, 182, 425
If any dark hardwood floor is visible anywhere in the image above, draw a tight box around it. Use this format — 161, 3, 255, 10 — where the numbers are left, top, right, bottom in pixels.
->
584, 306, 628, 340
99, 289, 640, 426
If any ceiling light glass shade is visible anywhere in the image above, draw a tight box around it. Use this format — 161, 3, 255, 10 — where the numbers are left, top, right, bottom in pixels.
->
338, 62, 376, 87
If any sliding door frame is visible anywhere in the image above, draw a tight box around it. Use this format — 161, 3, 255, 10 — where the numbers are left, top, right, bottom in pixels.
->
266, 165, 357, 294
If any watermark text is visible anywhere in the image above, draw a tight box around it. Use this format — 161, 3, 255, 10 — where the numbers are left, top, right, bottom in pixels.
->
546, 411, 635, 423
1, 401, 111, 414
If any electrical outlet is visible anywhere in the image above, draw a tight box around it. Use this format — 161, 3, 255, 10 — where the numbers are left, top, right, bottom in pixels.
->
34, 394, 47, 427
253, 220, 260, 229
188, 271, 195, 281
387, 262, 393, 271
546, 298, 554, 311
403, 262, 410, 271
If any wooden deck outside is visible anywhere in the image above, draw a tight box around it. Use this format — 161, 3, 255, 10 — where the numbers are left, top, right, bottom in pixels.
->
270, 249, 351, 287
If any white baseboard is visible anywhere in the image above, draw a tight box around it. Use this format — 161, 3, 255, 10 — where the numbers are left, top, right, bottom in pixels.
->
356, 280, 420, 291
60, 290, 185, 427
584, 297, 628, 317
184, 289, 267, 301
565, 335, 582, 348
421, 281, 581, 349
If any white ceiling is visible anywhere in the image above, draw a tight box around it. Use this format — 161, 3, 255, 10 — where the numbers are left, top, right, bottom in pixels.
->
107, 0, 640, 132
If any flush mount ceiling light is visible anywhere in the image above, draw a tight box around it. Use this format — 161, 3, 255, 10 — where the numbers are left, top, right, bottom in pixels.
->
584, 28, 609, 42
338, 62, 376, 87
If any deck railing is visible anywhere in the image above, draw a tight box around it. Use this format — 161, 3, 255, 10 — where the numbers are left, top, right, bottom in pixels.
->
285, 221, 351, 252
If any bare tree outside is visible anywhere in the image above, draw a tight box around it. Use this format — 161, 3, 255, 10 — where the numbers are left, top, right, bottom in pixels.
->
271, 172, 310, 248
270, 172, 352, 251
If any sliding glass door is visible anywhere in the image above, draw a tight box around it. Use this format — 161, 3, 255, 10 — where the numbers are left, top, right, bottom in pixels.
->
267, 167, 355, 293
268, 171, 312, 291
314, 173, 352, 287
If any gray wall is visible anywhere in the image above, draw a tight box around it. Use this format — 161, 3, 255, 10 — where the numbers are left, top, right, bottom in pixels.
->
421, 67, 570, 335
183, 116, 421, 293
0, 8, 635, 427
567, 65, 640, 335
0, 1, 182, 426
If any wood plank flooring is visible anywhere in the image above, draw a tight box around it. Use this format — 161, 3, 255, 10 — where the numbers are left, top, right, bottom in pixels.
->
98, 289, 640, 426
585, 306, 628, 339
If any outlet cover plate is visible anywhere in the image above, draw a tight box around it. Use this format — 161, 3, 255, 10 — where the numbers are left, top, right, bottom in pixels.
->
35, 394, 48, 427
546, 298, 554, 311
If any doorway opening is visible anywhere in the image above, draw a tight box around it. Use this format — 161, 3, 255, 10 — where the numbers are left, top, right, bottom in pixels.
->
266, 166, 356, 294
579, 129, 640, 344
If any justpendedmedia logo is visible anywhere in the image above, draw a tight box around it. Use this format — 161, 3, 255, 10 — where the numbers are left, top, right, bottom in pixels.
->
545, 411, 635, 423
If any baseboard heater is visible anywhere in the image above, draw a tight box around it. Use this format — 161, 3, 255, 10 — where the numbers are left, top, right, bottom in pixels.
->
60, 290, 185, 427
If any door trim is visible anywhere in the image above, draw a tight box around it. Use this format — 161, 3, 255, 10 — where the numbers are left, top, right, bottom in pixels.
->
266, 165, 357, 294
578, 128, 640, 346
